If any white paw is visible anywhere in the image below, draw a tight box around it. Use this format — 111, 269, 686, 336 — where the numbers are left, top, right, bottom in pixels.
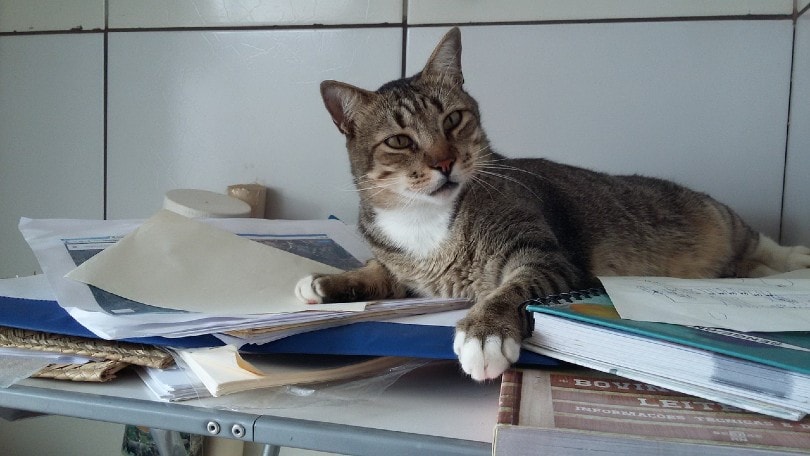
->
453, 330, 521, 381
294, 275, 324, 304
786, 246, 810, 271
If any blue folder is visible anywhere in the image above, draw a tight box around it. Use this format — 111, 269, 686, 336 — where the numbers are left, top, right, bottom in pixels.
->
0, 295, 556, 366
0, 295, 218, 348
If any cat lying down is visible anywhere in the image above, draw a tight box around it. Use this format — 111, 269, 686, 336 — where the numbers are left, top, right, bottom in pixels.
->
295, 27, 810, 381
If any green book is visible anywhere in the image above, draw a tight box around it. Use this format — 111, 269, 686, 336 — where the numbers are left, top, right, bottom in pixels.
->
525, 291, 810, 376
522, 290, 810, 420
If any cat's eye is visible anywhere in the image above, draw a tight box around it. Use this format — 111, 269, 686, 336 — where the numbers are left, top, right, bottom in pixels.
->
443, 110, 463, 131
384, 134, 414, 149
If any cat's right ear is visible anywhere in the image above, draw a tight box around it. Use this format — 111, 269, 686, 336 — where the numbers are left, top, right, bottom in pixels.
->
320, 81, 373, 137
422, 27, 463, 85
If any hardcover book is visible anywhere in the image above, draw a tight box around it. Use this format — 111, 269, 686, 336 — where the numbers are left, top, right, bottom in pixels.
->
495, 368, 810, 455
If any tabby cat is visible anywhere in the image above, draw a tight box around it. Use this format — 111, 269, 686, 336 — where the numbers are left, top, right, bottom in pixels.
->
295, 28, 810, 381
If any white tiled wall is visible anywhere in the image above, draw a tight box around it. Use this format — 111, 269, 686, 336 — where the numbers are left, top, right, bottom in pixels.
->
0, 33, 104, 278
408, 0, 794, 24
408, 22, 792, 238
107, 0, 403, 28
0, 0, 104, 32
2, 0, 809, 281
106, 28, 401, 221
1, 3, 809, 455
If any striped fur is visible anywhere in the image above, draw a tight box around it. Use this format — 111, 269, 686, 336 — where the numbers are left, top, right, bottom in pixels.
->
297, 28, 810, 380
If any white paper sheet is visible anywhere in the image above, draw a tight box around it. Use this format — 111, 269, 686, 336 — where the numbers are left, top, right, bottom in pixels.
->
600, 270, 810, 332
18, 215, 378, 339
0, 275, 54, 301
65, 210, 360, 315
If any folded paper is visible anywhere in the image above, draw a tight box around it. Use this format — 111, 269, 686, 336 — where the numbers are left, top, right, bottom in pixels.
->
66, 210, 363, 315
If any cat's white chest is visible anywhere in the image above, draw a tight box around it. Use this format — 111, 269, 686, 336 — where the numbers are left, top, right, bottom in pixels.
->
374, 204, 452, 258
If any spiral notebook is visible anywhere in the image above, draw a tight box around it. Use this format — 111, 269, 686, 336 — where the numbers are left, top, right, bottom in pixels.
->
520, 288, 810, 420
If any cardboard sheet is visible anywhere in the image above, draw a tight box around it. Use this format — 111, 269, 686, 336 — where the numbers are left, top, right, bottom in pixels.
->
66, 210, 363, 315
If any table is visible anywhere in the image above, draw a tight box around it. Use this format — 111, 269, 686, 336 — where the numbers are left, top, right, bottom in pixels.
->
0, 360, 496, 455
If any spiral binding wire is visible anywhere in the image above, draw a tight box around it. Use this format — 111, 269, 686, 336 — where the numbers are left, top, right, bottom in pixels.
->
528, 287, 606, 307
519, 287, 606, 337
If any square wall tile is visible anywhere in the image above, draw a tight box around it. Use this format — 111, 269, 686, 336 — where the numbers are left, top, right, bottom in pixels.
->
782, 13, 810, 246
107, 28, 402, 223
408, 0, 792, 24
0, 0, 104, 33
800, 0, 810, 14
0, 34, 104, 277
407, 22, 792, 239
109, 0, 402, 28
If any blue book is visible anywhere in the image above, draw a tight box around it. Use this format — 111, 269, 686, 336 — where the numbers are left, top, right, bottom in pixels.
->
0, 295, 555, 366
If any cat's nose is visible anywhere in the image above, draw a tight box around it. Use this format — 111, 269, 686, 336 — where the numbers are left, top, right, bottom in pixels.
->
433, 158, 455, 176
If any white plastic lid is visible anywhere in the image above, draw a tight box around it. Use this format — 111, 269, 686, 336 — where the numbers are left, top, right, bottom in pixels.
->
163, 189, 252, 218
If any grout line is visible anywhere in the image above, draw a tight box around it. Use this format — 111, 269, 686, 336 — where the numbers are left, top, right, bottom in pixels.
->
403, 14, 794, 28
779, 10, 799, 244
0, 14, 795, 37
0, 23, 401, 36
102, 0, 109, 220
0, 28, 103, 36
401, 0, 409, 78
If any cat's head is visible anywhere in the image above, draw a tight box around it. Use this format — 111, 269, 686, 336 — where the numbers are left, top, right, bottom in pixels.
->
320, 28, 489, 210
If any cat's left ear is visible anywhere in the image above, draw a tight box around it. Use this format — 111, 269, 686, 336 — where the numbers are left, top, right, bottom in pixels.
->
422, 27, 463, 85
320, 81, 374, 137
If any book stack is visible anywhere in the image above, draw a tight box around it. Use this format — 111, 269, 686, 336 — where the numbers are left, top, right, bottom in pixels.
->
518, 273, 810, 421
4, 212, 474, 395
495, 368, 810, 455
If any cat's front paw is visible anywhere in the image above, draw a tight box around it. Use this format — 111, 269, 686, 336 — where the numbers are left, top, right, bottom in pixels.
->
454, 305, 526, 380
786, 246, 810, 270
453, 331, 520, 381
294, 275, 326, 304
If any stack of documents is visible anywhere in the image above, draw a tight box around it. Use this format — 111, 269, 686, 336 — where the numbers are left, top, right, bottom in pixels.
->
3, 211, 560, 396
174, 346, 410, 397
137, 365, 211, 401
18, 211, 470, 342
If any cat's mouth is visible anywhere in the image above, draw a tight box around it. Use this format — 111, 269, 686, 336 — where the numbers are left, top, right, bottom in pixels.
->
429, 181, 459, 197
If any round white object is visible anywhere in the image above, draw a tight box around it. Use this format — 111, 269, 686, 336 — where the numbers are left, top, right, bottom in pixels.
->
163, 189, 252, 218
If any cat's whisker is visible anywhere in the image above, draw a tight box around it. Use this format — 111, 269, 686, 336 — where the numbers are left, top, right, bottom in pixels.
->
352, 176, 400, 191
348, 184, 393, 195
478, 163, 552, 184
364, 186, 401, 201
475, 169, 544, 200
353, 181, 396, 192
469, 175, 502, 200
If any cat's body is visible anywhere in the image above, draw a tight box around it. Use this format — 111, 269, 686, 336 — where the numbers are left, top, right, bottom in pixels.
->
296, 28, 810, 380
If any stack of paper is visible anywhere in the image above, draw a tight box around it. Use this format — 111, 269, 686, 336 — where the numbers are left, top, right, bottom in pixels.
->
9, 211, 475, 396
174, 345, 410, 397
137, 365, 211, 402
18, 211, 469, 341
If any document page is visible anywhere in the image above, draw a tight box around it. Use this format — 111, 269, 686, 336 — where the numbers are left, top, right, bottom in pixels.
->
600, 270, 810, 332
